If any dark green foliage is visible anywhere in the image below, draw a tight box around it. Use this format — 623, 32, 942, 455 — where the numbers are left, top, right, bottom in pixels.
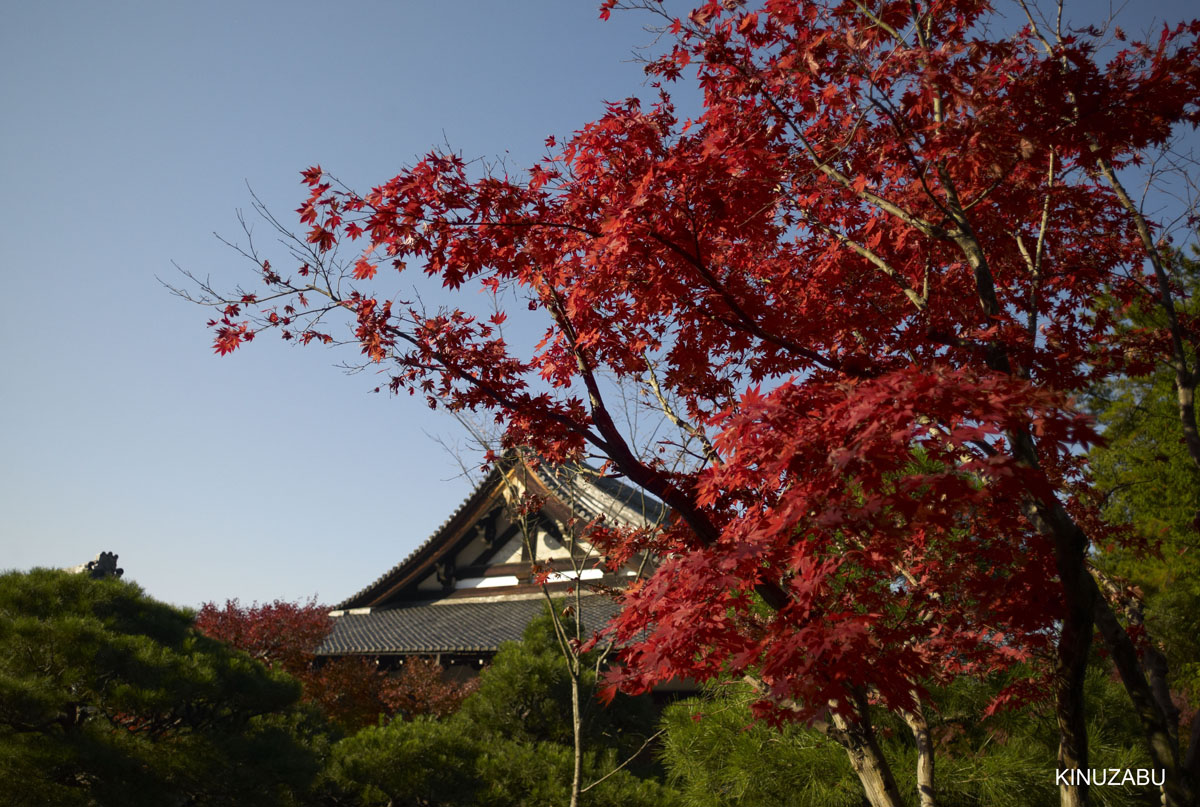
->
326, 716, 680, 807
912, 670, 1152, 807
1090, 373, 1200, 700
1089, 247, 1200, 702
457, 606, 658, 764
326, 718, 483, 806
660, 683, 861, 807
325, 603, 679, 807
456, 609, 580, 745
660, 670, 1155, 807
0, 569, 324, 806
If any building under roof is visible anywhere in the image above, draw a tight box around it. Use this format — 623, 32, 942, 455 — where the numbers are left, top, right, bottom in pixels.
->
318, 454, 667, 667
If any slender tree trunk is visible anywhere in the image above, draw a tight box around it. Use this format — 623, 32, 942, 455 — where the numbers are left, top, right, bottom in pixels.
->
1093, 596, 1193, 807
1174, 382, 1200, 474
499, 458, 589, 807
1053, 509, 1094, 807
1017, 485, 1096, 807
825, 691, 906, 807
1185, 712, 1200, 783
949, 200, 1100, 806
1056, 609, 1093, 807
569, 662, 582, 807
1095, 569, 1183, 753
1146, 643, 1181, 751
901, 694, 937, 807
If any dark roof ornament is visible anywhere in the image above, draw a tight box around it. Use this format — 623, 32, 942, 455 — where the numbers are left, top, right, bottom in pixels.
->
434, 559, 456, 591
68, 551, 124, 579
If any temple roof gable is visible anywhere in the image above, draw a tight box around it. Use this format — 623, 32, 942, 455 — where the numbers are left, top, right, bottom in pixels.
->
333, 455, 666, 612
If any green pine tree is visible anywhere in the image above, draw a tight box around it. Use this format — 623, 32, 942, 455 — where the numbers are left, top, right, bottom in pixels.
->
1088, 245, 1200, 703
0, 568, 327, 806
324, 604, 680, 807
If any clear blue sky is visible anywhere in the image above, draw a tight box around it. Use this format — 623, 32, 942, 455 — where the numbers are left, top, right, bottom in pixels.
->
2, 1, 1195, 608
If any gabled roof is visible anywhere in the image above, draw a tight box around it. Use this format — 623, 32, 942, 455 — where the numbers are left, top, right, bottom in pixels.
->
333, 455, 667, 611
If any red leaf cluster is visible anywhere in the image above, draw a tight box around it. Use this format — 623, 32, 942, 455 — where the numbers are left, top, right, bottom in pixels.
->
206, 1, 1200, 723
195, 599, 475, 729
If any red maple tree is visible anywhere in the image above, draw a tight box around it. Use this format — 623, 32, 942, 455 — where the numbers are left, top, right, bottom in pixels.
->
187, 2, 1200, 804
196, 599, 475, 730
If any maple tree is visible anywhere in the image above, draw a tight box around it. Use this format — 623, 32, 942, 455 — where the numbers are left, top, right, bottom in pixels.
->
185, 1, 1200, 805
196, 599, 476, 731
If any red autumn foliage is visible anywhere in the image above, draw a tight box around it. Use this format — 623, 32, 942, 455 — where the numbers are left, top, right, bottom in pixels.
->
380, 657, 480, 720
195, 1, 1200, 802
196, 599, 476, 730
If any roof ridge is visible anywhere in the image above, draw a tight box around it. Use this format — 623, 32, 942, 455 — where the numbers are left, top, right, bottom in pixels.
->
335, 465, 503, 608
334, 451, 669, 609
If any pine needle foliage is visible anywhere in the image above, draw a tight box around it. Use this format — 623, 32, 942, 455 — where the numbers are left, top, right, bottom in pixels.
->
323, 604, 680, 807
0, 569, 325, 806
1088, 246, 1200, 703
660, 669, 1156, 807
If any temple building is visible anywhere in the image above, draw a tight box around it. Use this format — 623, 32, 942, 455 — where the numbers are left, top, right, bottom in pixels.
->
317, 455, 666, 671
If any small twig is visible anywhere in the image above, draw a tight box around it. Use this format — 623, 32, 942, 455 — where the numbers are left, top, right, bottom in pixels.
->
580, 729, 666, 793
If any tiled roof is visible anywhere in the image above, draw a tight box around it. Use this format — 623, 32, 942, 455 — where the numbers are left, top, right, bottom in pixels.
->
318, 595, 624, 656
539, 461, 670, 527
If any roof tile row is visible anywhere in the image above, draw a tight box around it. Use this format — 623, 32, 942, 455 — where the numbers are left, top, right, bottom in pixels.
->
319, 595, 623, 656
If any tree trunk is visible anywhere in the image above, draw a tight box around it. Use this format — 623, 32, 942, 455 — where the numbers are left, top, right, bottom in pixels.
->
1145, 643, 1181, 750
1174, 380, 1200, 474
1094, 568, 1183, 753
569, 663, 582, 807
1018, 489, 1096, 807
1056, 609, 1093, 807
1184, 711, 1200, 783
826, 693, 906, 807
1007, 441, 1191, 805
901, 695, 937, 807
1093, 595, 1194, 807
